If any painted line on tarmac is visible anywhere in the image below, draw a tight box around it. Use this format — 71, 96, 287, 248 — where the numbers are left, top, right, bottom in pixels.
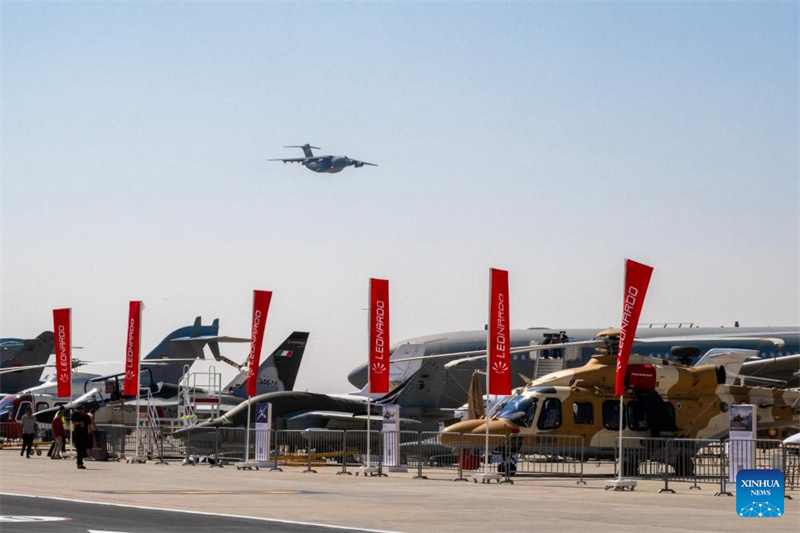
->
85, 489, 312, 495
0, 492, 400, 533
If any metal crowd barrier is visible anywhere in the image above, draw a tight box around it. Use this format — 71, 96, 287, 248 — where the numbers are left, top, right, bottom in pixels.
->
620, 437, 798, 494
272, 430, 346, 472
510, 434, 585, 483
0, 421, 22, 444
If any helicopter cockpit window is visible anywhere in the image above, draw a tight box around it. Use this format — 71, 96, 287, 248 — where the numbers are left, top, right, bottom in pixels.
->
626, 401, 649, 432
572, 402, 594, 425
537, 398, 562, 430
602, 400, 626, 430
497, 396, 538, 428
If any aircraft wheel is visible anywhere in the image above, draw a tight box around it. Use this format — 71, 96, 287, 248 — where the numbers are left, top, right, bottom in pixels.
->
36, 449, 42, 456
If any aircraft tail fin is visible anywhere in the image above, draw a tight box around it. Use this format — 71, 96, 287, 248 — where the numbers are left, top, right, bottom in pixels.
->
227, 332, 310, 397
285, 144, 320, 158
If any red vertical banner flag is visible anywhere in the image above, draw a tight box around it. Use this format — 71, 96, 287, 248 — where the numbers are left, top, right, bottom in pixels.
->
369, 278, 390, 394
246, 290, 273, 397
123, 301, 143, 397
488, 268, 511, 395
53, 308, 72, 399
614, 259, 654, 397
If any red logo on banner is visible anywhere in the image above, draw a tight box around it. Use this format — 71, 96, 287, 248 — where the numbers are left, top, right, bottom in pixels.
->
53, 308, 71, 399
615, 259, 654, 396
247, 290, 273, 397
123, 301, 143, 397
489, 268, 511, 395
369, 278, 390, 394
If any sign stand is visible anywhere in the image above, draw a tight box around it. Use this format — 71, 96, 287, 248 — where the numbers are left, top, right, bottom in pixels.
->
128, 303, 147, 464
234, 290, 273, 471
472, 270, 504, 484
358, 279, 387, 477
604, 260, 653, 492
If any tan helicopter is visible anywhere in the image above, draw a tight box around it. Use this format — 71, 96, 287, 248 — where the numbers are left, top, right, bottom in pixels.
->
441, 330, 800, 471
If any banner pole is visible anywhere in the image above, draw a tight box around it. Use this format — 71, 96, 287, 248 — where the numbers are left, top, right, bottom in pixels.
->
366, 394, 371, 468
484, 270, 491, 476
617, 394, 623, 480
245, 399, 252, 462
134, 304, 143, 461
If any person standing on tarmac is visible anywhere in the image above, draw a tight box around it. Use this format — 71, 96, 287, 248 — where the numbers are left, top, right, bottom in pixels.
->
71, 406, 91, 469
49, 406, 65, 459
20, 408, 38, 458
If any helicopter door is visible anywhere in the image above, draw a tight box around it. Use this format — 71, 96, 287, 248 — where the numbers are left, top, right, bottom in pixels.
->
636, 391, 677, 437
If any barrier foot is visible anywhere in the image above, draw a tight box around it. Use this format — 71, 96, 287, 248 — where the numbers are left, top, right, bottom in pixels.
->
356, 465, 380, 477
471, 472, 503, 484
689, 485, 702, 490
269, 466, 283, 472
412, 475, 428, 480
785, 495, 793, 500
336, 471, 353, 476
604, 479, 637, 491
499, 479, 514, 485
453, 477, 469, 482
658, 488, 676, 494
714, 491, 733, 497
303, 468, 318, 473
576, 480, 587, 485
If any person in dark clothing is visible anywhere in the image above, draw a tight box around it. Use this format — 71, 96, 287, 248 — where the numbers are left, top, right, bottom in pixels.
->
71, 407, 91, 469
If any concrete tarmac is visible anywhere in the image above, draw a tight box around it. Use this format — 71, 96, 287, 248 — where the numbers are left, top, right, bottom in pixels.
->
0, 453, 797, 532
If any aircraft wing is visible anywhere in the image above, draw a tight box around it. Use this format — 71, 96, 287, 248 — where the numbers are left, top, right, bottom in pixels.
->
740, 354, 800, 385
391, 339, 605, 364
169, 335, 250, 343
268, 157, 308, 164
351, 159, 378, 167
0, 363, 50, 375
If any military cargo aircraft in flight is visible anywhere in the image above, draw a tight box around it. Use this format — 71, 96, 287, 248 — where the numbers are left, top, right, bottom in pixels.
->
268, 144, 377, 173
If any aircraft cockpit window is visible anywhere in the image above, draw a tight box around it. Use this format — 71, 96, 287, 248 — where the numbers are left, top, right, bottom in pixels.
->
572, 402, 594, 425
537, 398, 562, 430
497, 396, 538, 428
602, 400, 626, 430
626, 401, 649, 432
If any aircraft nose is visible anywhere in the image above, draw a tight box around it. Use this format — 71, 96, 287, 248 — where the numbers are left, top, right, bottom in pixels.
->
439, 419, 487, 447
470, 419, 518, 437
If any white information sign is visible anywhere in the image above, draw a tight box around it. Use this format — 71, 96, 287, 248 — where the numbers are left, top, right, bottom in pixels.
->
728, 403, 757, 484
382, 404, 404, 471
255, 402, 272, 462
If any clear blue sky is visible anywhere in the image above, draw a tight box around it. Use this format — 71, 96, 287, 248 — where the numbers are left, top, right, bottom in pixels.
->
2, 2, 797, 392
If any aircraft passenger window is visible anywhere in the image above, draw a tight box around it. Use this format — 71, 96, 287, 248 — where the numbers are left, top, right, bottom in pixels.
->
35, 402, 49, 412
626, 401, 649, 432
572, 402, 593, 425
537, 398, 562, 430
602, 400, 626, 430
